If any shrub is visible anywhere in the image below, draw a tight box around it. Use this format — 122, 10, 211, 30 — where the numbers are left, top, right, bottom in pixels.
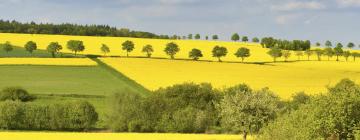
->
0, 87, 35, 102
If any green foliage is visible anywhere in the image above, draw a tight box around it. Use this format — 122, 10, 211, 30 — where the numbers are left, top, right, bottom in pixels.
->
352, 52, 359, 61
242, 36, 248, 42
0, 87, 35, 102
47, 42, 63, 58
267, 47, 282, 62
343, 51, 351, 61
0, 100, 98, 131
212, 46, 227, 62
142, 44, 154, 58
282, 50, 291, 62
1, 41, 13, 53
347, 42, 355, 49
122, 40, 135, 57
314, 48, 323, 61
304, 49, 313, 61
164, 42, 180, 59
100, 44, 110, 56
334, 45, 344, 61
252, 37, 259, 43
234, 47, 250, 62
231, 33, 240, 41
315, 42, 321, 46
67, 40, 85, 56
212, 35, 219, 40
325, 40, 332, 47
188, 34, 193, 39
261, 37, 310, 51
24, 41, 37, 54
189, 48, 203, 60
195, 34, 201, 39
323, 47, 334, 61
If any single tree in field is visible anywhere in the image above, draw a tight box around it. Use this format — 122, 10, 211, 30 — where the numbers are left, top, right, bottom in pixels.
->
67, 40, 85, 56
267, 47, 282, 62
347, 42, 355, 49
142, 44, 154, 58
325, 40, 332, 48
304, 49, 313, 61
195, 34, 201, 40
164, 42, 180, 59
189, 48, 203, 60
315, 42, 321, 47
314, 49, 323, 61
188, 34, 193, 39
212, 46, 227, 62
212, 35, 219, 40
234, 47, 250, 62
295, 51, 303, 61
205, 36, 209, 40
242, 36, 249, 42
2, 41, 13, 54
252, 37, 260, 43
336, 43, 343, 48
323, 47, 334, 61
352, 52, 359, 61
47, 42, 62, 58
282, 50, 291, 62
24, 41, 37, 55
343, 51, 351, 61
334, 45, 344, 61
122, 40, 135, 57
231, 33, 240, 41
100, 44, 110, 56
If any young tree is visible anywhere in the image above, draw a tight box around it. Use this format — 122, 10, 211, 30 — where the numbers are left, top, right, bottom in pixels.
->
252, 37, 260, 43
67, 40, 85, 56
24, 41, 37, 55
122, 40, 135, 57
304, 49, 313, 61
325, 40, 332, 48
212, 35, 219, 40
314, 49, 323, 61
295, 51, 303, 61
267, 47, 282, 62
351, 52, 359, 61
231, 33, 240, 41
282, 50, 291, 62
323, 47, 334, 61
347, 42, 355, 49
142, 44, 154, 58
343, 51, 351, 61
334, 45, 344, 61
194, 34, 201, 40
47, 42, 62, 58
234, 47, 250, 62
242, 36, 249, 42
1, 41, 13, 54
205, 36, 209, 40
212, 46, 227, 62
188, 34, 193, 39
164, 42, 180, 59
100, 44, 110, 56
189, 48, 203, 60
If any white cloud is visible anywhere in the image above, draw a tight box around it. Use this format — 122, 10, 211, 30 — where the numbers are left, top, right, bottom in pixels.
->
336, 0, 360, 7
275, 14, 301, 24
271, 1, 326, 11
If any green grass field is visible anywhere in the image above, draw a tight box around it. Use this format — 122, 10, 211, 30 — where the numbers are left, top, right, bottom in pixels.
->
0, 46, 83, 58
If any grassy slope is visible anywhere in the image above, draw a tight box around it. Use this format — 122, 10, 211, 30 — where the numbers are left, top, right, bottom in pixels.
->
0, 46, 83, 58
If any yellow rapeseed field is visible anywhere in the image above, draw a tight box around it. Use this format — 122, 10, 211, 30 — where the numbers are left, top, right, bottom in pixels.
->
0, 58, 97, 66
101, 58, 360, 99
0, 132, 250, 140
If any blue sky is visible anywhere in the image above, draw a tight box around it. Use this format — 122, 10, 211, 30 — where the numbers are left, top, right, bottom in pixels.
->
0, 0, 359, 45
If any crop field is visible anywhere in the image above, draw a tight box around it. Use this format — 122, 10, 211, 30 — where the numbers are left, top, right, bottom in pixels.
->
0, 132, 250, 140
101, 58, 360, 99
0, 58, 96, 66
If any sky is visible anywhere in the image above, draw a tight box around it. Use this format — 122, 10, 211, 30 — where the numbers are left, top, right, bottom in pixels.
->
0, 0, 359, 44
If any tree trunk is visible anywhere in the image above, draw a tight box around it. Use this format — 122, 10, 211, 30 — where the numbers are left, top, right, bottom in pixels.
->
241, 57, 244, 62
274, 57, 276, 62
127, 52, 129, 57
336, 55, 339, 61
218, 57, 222, 62
354, 56, 356, 61
74, 51, 77, 56
51, 52, 55, 58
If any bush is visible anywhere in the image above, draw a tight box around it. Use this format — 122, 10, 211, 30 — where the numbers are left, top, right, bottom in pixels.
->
0, 87, 35, 102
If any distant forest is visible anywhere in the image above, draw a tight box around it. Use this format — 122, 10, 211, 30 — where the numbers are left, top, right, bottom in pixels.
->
0, 20, 173, 39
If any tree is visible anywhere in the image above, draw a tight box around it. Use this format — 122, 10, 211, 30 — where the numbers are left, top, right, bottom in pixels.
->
260, 37, 277, 48
242, 36, 249, 42
315, 42, 321, 47
304, 50, 313, 61
212, 46, 227, 62
252, 37, 259, 43
164, 42, 180, 59
47, 42, 62, 58
334, 44, 344, 61
234, 47, 250, 62
282, 50, 291, 62
188, 34, 193, 39
1, 41, 13, 54
24, 41, 37, 55
212, 35, 219, 40
352, 52, 359, 61
325, 40, 332, 48
189, 48, 203, 60
323, 47, 334, 61
194, 34, 201, 40
122, 40, 135, 57
347, 42, 355, 49
67, 40, 85, 56
343, 51, 351, 61
205, 36, 209, 40
314, 49, 323, 61
231, 33, 240, 41
0, 87, 35, 102
100, 44, 110, 56
295, 51, 303, 61
142, 45, 154, 58
267, 47, 282, 62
